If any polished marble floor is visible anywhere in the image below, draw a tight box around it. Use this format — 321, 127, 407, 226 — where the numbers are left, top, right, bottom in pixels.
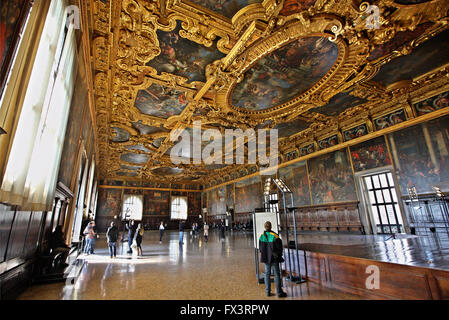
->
18, 230, 360, 300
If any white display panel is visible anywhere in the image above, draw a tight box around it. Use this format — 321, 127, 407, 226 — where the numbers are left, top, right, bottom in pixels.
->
253, 211, 280, 249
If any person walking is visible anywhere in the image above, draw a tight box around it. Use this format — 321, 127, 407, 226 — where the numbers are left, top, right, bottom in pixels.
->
83, 221, 96, 255
203, 222, 209, 242
134, 224, 144, 256
106, 221, 119, 258
220, 219, 225, 240
259, 221, 287, 298
125, 220, 136, 254
159, 221, 165, 243
179, 220, 185, 244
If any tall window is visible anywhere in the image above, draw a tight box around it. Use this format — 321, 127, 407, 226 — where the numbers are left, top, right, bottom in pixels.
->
122, 194, 143, 221
363, 171, 404, 234
0, 0, 78, 211
171, 196, 187, 220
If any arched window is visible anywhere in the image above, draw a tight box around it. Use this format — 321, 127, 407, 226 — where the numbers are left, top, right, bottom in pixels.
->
122, 194, 143, 221
171, 196, 187, 220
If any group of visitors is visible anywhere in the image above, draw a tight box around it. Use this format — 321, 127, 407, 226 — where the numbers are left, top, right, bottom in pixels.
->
57, 218, 286, 298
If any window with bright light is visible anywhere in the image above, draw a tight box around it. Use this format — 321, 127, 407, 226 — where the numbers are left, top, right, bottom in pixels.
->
171, 196, 188, 220
0, 0, 78, 210
122, 194, 143, 221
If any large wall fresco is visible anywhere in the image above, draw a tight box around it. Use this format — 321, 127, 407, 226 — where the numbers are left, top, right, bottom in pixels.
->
231, 36, 338, 111
96, 188, 122, 218
308, 149, 357, 204
57, 50, 94, 190
278, 161, 311, 207
147, 22, 225, 83
143, 190, 170, 215
135, 83, 188, 119
188, 0, 261, 19
350, 136, 391, 172
226, 183, 234, 209
0, 0, 30, 93
207, 188, 218, 215
235, 175, 262, 213
389, 116, 449, 195
188, 192, 202, 216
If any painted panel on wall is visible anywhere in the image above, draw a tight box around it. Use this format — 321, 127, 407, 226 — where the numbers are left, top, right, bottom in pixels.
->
374, 109, 406, 130
216, 186, 226, 214
0, 0, 30, 95
389, 116, 449, 195
188, 192, 202, 215
235, 175, 262, 213
308, 149, 357, 204
226, 183, 234, 209
278, 161, 311, 207
350, 136, 391, 172
96, 188, 122, 218
207, 188, 219, 216
414, 89, 449, 116
143, 190, 169, 215
57, 70, 89, 188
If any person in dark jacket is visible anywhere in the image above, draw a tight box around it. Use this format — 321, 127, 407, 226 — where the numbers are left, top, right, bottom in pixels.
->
125, 220, 136, 254
219, 219, 225, 240
258, 221, 287, 298
179, 220, 185, 244
106, 221, 119, 258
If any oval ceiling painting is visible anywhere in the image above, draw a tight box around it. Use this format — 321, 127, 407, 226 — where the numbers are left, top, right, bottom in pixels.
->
111, 127, 130, 142
231, 36, 339, 111
120, 153, 149, 164
151, 167, 184, 176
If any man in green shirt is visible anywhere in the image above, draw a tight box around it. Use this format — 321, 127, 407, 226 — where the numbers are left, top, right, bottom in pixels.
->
259, 221, 287, 297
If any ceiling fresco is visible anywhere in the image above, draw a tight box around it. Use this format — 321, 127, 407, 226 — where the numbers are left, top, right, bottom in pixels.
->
90, 0, 449, 184
367, 22, 433, 61
274, 118, 310, 138
132, 121, 170, 135
146, 22, 226, 84
231, 36, 339, 111
135, 84, 189, 119
111, 127, 130, 142
279, 0, 318, 16
372, 29, 449, 86
188, 0, 262, 19
309, 90, 368, 117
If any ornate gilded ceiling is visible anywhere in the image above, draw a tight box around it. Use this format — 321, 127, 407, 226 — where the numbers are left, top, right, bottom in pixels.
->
90, 0, 449, 185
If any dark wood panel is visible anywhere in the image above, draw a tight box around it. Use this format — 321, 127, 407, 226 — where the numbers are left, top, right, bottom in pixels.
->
6, 211, 31, 261
282, 249, 448, 300
0, 204, 15, 263
23, 212, 43, 258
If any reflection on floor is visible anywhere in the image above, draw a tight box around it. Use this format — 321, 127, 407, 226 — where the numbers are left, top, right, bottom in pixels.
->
18, 230, 359, 300
293, 232, 449, 271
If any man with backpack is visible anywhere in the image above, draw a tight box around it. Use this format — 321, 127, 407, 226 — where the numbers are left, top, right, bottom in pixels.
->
259, 221, 287, 298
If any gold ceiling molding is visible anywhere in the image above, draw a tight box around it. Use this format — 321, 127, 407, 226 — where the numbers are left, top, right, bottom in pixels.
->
89, 0, 449, 183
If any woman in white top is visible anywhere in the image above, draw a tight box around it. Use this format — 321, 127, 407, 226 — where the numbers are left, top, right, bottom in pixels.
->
203, 222, 209, 242
159, 221, 165, 243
